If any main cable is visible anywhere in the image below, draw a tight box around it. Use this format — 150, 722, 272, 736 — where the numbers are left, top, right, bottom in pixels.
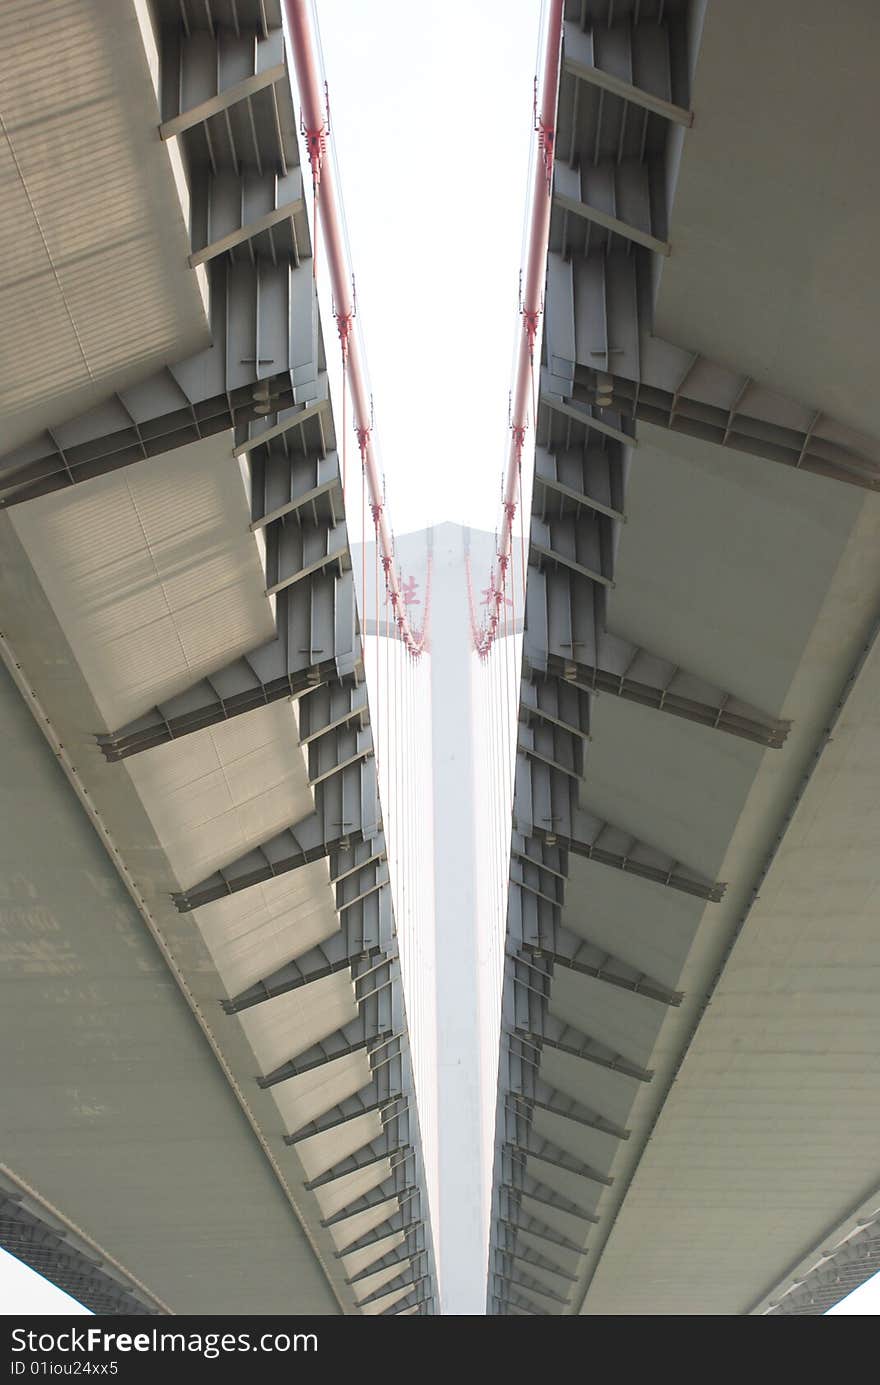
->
284, 0, 431, 659
467, 0, 564, 660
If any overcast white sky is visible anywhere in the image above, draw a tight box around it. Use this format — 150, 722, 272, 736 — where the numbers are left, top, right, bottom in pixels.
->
314, 0, 541, 536
2, 0, 877, 1324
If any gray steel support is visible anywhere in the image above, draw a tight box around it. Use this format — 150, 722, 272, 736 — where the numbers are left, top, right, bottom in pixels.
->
0, 271, 329, 505
515, 760, 725, 900
0, 1191, 162, 1317
496, 1236, 577, 1284
357, 1264, 428, 1309
762, 1220, 880, 1317
499, 1243, 575, 1283
305, 1142, 411, 1194
172, 749, 381, 912
301, 1100, 412, 1194
507, 1079, 630, 1143
542, 240, 880, 491
547, 2, 880, 495
98, 464, 359, 762
512, 908, 683, 1008
489, 4, 756, 1309
491, 1288, 549, 1316
493, 1267, 568, 1309
319, 1179, 420, 1233
512, 1181, 598, 1226
379, 1285, 433, 1316
562, 21, 693, 129
258, 1026, 394, 1090
225, 946, 392, 1015
498, 1204, 582, 1257
554, 186, 670, 258
344, 1228, 424, 1286
518, 1012, 653, 1084
509, 1135, 612, 1191
502, 1145, 600, 1227
502, 1076, 613, 1190
333, 1209, 423, 1259
286, 1092, 404, 1147
0, 18, 325, 513
222, 846, 392, 1014
0, 0, 440, 1318
525, 571, 789, 751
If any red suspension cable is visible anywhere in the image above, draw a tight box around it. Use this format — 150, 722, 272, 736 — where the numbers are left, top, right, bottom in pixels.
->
284, 0, 429, 659
469, 0, 564, 659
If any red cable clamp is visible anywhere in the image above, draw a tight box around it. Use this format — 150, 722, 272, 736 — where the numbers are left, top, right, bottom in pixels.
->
355, 424, 372, 461
522, 307, 541, 362
533, 75, 556, 191
300, 83, 330, 192
538, 121, 555, 192
332, 274, 357, 362
335, 312, 354, 361
301, 122, 326, 192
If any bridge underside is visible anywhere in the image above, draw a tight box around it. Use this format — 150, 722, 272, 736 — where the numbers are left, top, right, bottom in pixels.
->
0, 0, 436, 1316
489, 0, 880, 1316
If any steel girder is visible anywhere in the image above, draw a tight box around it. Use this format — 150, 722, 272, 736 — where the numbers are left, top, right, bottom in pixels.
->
549, 5, 879, 488
0, 0, 437, 1314
760, 1218, 880, 1317
0, 1188, 163, 1317
96, 448, 360, 761
1, 10, 362, 758
167, 695, 436, 1300
486, 0, 876, 1314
